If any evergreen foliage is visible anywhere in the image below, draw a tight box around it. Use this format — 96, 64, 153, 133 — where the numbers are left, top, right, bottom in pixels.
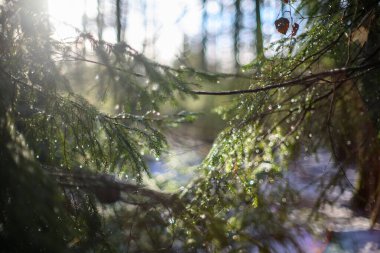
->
1, 0, 380, 252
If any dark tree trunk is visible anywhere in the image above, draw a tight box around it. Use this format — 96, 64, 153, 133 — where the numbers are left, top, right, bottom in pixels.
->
351, 111, 380, 224
116, 0, 122, 42
201, 0, 208, 70
255, 0, 264, 58
233, 0, 242, 70
353, 4, 380, 224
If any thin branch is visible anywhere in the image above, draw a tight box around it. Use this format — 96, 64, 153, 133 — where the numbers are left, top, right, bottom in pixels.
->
188, 62, 380, 96
46, 166, 184, 210
58, 55, 145, 78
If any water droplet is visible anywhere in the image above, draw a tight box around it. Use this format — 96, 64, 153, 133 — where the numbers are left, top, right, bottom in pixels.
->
151, 83, 159, 91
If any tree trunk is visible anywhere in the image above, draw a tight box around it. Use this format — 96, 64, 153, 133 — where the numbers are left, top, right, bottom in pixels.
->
353, 3, 380, 225
116, 0, 122, 42
201, 0, 208, 70
255, 0, 264, 58
233, 0, 242, 70
97, 0, 104, 40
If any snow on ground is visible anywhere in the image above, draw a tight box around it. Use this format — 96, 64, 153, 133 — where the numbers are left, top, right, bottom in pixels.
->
285, 150, 380, 252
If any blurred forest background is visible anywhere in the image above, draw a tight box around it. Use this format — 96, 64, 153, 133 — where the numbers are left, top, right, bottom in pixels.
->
1, 0, 380, 252
47, 0, 286, 188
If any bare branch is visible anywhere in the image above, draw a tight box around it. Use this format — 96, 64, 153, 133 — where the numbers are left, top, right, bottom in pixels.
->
188, 62, 380, 96
45, 165, 184, 211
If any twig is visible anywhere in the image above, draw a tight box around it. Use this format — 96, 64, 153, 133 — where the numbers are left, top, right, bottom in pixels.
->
188, 62, 380, 96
